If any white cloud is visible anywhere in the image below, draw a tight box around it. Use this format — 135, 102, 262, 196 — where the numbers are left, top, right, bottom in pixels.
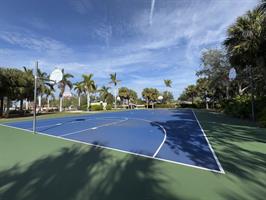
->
0, 0, 259, 98
0, 31, 70, 53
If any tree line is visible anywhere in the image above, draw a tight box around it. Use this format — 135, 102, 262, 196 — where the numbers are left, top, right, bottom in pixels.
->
0, 66, 175, 116
179, 0, 266, 126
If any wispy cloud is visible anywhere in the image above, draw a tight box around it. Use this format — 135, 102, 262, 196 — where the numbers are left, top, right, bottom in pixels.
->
0, 31, 70, 52
149, 0, 156, 25
68, 0, 92, 14
0, 0, 258, 97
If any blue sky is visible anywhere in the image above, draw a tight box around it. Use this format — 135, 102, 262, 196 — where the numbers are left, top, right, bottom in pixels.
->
0, 0, 258, 98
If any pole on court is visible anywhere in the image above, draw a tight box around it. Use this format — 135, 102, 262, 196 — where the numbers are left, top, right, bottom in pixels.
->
33, 61, 38, 134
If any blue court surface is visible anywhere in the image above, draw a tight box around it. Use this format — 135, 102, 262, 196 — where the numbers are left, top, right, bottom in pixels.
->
2, 109, 224, 173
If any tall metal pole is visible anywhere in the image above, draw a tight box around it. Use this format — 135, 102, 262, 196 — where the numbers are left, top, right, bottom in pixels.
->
33, 61, 38, 134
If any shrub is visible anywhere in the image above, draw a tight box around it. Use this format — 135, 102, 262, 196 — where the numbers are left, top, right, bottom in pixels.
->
258, 109, 266, 127
154, 104, 176, 108
80, 104, 87, 111
223, 95, 251, 119
179, 103, 198, 108
90, 104, 103, 111
106, 104, 112, 110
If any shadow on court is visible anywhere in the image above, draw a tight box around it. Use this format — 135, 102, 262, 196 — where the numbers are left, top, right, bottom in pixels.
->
0, 145, 180, 200
150, 109, 221, 171
194, 110, 266, 199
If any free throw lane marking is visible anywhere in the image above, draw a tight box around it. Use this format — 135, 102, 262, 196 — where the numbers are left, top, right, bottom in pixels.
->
59, 118, 128, 137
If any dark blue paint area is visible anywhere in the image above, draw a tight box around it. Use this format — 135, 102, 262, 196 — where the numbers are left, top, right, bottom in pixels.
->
3, 109, 222, 172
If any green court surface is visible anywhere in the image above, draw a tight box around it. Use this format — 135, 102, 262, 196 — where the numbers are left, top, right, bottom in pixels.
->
0, 109, 265, 200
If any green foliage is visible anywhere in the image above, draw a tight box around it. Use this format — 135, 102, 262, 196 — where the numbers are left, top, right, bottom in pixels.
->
90, 104, 103, 111
80, 104, 87, 111
99, 86, 111, 102
162, 91, 174, 104
179, 102, 204, 109
164, 79, 172, 88
118, 87, 138, 104
154, 104, 176, 108
142, 88, 159, 103
223, 95, 251, 118
258, 107, 266, 127
106, 104, 112, 110
109, 73, 121, 86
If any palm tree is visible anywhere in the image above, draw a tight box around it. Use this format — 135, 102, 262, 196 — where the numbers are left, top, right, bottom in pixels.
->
44, 87, 55, 110
259, 0, 266, 11
224, 9, 264, 78
224, 9, 265, 120
37, 68, 48, 110
22, 67, 34, 110
58, 69, 73, 112
82, 74, 96, 110
109, 73, 121, 109
99, 86, 110, 103
164, 79, 172, 103
74, 82, 83, 109
164, 79, 172, 88
185, 85, 197, 104
142, 88, 159, 109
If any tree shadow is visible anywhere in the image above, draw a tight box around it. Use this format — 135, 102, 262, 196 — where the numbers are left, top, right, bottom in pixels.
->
193, 110, 266, 193
150, 117, 221, 171
0, 145, 181, 200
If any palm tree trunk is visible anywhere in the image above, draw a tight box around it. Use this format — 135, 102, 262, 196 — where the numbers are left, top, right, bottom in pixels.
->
47, 98, 50, 110
20, 99, 23, 110
38, 95, 41, 107
226, 84, 229, 100
78, 95, 81, 109
114, 87, 117, 109
38, 95, 42, 111
25, 98, 29, 110
59, 97, 63, 112
6, 97, 10, 117
87, 93, 90, 110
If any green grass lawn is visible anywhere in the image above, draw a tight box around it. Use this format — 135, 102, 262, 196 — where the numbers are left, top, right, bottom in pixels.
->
0, 109, 265, 200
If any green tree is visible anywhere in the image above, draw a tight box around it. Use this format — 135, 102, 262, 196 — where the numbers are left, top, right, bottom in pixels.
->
197, 49, 231, 101
164, 79, 173, 103
118, 87, 138, 106
44, 86, 55, 110
142, 88, 159, 108
22, 67, 34, 110
224, 9, 266, 120
74, 82, 83, 109
58, 69, 73, 112
164, 79, 172, 88
259, 0, 266, 11
82, 73, 96, 110
99, 86, 111, 103
109, 73, 121, 109
162, 91, 174, 104
185, 85, 197, 104
224, 9, 266, 92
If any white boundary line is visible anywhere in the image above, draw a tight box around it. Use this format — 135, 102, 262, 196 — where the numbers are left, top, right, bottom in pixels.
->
0, 120, 224, 174
59, 118, 128, 137
16, 117, 124, 130
191, 109, 225, 174
127, 117, 167, 158
57, 116, 166, 157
